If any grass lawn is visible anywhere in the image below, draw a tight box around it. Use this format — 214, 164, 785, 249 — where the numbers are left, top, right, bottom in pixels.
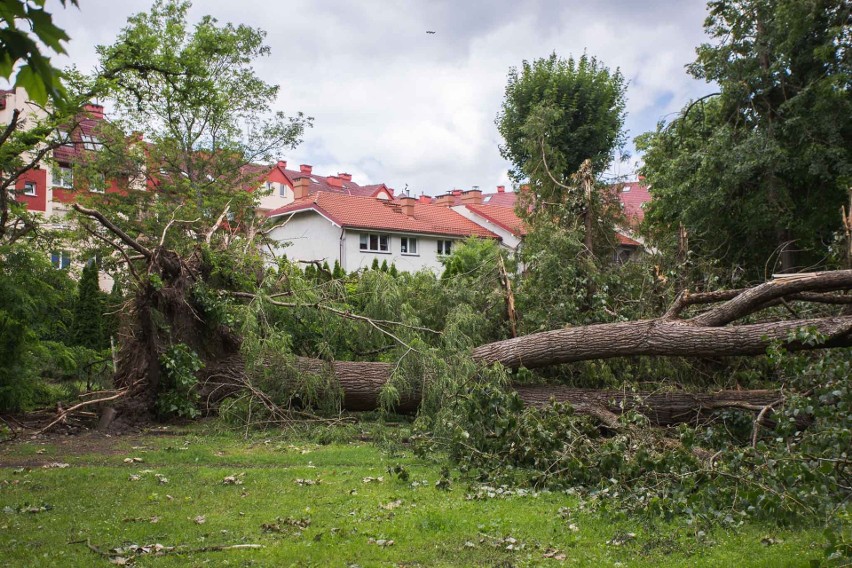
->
0, 419, 833, 567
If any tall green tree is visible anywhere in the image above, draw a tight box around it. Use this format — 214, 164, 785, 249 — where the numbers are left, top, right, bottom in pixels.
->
639, 0, 851, 276
497, 52, 627, 190
82, 0, 311, 253
69, 260, 106, 350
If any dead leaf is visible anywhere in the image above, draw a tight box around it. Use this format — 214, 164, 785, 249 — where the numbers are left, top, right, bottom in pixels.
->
193, 515, 206, 525
42, 462, 70, 469
381, 499, 403, 510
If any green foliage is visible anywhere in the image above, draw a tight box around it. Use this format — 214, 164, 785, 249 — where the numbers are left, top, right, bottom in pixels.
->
332, 260, 345, 279
497, 51, 627, 184
0, 243, 78, 411
638, 0, 851, 276
156, 343, 203, 418
0, 0, 77, 104
69, 260, 107, 350
83, 0, 311, 256
416, 330, 851, 529
380, 259, 389, 272
371, 257, 380, 271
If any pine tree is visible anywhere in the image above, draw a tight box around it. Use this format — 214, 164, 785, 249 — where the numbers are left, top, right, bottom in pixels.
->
380, 259, 389, 272
371, 258, 380, 271
320, 260, 332, 282
332, 260, 345, 279
389, 263, 399, 277
70, 261, 106, 350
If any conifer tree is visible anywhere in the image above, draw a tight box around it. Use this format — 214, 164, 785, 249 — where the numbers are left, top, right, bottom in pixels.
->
70, 260, 106, 350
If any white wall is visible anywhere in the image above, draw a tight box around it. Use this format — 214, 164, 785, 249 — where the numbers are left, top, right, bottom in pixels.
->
342, 230, 455, 274
267, 212, 343, 266
257, 181, 293, 212
266, 210, 460, 274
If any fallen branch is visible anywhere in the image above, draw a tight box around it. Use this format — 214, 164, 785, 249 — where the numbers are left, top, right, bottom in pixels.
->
36, 389, 129, 435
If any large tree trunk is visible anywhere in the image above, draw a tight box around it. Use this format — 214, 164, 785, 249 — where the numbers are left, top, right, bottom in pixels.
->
294, 357, 783, 426
471, 316, 852, 369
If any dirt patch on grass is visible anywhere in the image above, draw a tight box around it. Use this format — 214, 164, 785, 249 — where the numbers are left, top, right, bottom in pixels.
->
0, 424, 195, 468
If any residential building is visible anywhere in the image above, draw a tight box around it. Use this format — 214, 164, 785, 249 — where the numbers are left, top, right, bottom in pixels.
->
247, 160, 394, 214
266, 186, 498, 273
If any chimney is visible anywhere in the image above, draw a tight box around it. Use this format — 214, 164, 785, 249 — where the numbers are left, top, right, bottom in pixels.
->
299, 164, 312, 174
497, 185, 505, 193
294, 177, 311, 199
277, 160, 287, 169
83, 103, 104, 119
637, 175, 646, 181
338, 172, 352, 182
451, 189, 462, 196
461, 189, 483, 205
419, 194, 431, 204
434, 194, 454, 207
399, 195, 416, 216
326, 175, 343, 188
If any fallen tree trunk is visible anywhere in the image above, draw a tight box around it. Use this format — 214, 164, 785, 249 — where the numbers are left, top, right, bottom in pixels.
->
294, 357, 783, 426
471, 316, 852, 369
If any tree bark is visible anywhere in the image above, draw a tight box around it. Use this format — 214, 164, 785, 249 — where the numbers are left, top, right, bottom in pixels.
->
294, 357, 784, 425
471, 316, 852, 370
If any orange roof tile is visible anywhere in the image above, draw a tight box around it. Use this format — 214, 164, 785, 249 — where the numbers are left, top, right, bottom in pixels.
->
466, 204, 527, 236
268, 192, 500, 239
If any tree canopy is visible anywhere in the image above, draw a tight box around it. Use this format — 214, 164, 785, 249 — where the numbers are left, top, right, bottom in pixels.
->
496, 52, 626, 186
638, 0, 852, 276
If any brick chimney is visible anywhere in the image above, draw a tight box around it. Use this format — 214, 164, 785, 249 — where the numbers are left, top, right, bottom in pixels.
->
460, 189, 483, 205
299, 164, 312, 174
83, 103, 104, 119
419, 194, 431, 204
398, 195, 416, 216
294, 177, 311, 199
451, 189, 462, 196
338, 172, 352, 182
496, 185, 505, 193
277, 160, 287, 169
326, 175, 343, 188
434, 194, 454, 207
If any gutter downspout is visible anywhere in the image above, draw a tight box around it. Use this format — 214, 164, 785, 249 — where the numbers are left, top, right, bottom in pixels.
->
339, 227, 346, 272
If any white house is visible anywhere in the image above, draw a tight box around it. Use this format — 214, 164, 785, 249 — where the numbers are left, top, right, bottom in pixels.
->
266, 181, 500, 273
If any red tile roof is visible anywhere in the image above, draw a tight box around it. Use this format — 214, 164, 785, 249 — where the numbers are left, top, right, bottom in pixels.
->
244, 163, 395, 199
617, 233, 641, 247
465, 204, 527, 236
616, 181, 651, 224
268, 192, 499, 239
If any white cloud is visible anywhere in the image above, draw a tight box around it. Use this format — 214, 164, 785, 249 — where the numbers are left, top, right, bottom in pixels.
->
50, 0, 714, 194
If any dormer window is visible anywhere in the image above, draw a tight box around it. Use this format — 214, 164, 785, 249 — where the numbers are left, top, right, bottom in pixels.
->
81, 134, 99, 151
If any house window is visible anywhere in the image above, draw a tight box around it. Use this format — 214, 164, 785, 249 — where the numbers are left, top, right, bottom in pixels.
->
359, 233, 389, 252
54, 165, 73, 188
279, 184, 288, 197
89, 174, 106, 193
23, 181, 36, 196
81, 134, 99, 151
400, 237, 418, 255
437, 240, 453, 255
51, 250, 71, 270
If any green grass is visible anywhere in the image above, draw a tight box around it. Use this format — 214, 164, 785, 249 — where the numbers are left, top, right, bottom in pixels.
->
0, 420, 832, 567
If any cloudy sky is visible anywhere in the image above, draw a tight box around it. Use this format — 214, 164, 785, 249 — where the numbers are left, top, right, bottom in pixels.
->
49, 0, 714, 196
